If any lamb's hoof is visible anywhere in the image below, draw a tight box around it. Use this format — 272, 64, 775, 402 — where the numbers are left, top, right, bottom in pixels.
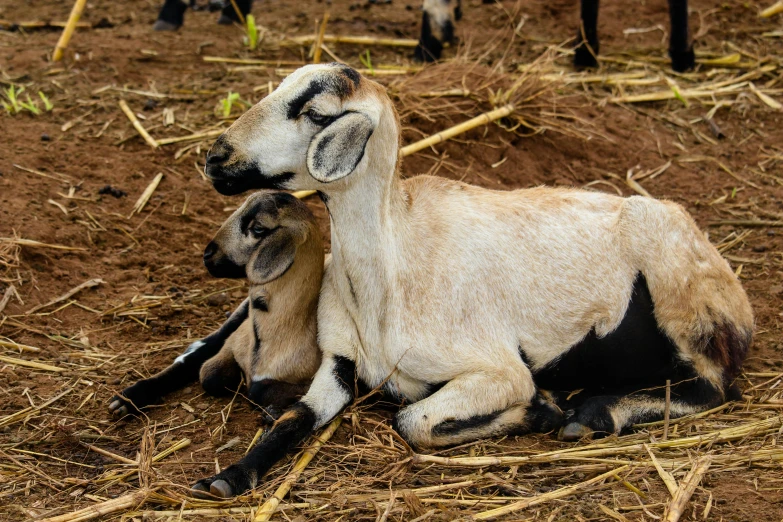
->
670, 47, 696, 72
108, 396, 132, 418
190, 482, 217, 499
573, 45, 598, 69
217, 13, 238, 25
152, 20, 180, 31
209, 479, 233, 498
558, 422, 594, 442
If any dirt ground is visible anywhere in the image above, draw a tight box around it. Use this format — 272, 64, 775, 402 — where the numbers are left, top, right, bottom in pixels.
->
1, 0, 783, 520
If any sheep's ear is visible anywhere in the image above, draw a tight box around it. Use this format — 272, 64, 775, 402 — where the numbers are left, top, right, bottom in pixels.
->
252, 228, 297, 284
306, 112, 374, 183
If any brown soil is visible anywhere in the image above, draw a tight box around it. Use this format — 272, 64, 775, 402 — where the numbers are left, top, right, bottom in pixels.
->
1, 0, 782, 520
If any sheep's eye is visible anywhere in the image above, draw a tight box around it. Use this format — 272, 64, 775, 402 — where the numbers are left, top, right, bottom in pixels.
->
250, 222, 268, 237
306, 110, 331, 125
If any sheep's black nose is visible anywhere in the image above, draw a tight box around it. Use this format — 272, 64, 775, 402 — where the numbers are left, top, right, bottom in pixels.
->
206, 139, 232, 166
203, 241, 218, 261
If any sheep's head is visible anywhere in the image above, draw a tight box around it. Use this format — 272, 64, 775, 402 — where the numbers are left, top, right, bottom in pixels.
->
204, 191, 317, 285
205, 64, 395, 196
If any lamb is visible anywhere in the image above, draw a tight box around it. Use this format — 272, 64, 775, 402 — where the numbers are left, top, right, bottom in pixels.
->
193, 63, 752, 498
108, 191, 323, 428
151, 0, 460, 65
575, 0, 694, 72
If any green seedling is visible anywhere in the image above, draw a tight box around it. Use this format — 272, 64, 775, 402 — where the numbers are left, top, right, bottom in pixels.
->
38, 91, 53, 111
359, 50, 374, 76
245, 14, 259, 51
218, 91, 250, 118
20, 95, 41, 115
2, 85, 24, 114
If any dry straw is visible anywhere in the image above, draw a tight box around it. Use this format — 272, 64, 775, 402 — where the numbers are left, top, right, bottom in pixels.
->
52, 0, 87, 61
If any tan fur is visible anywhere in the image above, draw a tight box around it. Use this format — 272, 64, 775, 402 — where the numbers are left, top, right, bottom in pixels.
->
204, 192, 323, 389
208, 65, 754, 447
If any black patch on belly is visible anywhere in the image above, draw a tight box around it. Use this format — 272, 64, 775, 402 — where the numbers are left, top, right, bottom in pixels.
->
432, 410, 500, 436
518, 345, 533, 368
532, 273, 685, 392
251, 296, 268, 312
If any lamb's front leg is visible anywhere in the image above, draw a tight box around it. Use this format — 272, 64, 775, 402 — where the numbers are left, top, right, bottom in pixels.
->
394, 367, 563, 448
108, 299, 249, 417
191, 354, 355, 498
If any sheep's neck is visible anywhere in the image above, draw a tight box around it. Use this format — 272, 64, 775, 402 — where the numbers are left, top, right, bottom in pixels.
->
324, 120, 405, 316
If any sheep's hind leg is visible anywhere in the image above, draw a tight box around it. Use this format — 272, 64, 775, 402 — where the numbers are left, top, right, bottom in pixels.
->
558, 376, 725, 441
393, 372, 563, 449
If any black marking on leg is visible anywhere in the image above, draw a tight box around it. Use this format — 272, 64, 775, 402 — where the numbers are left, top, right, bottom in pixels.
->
333, 356, 358, 399
191, 402, 317, 497
432, 410, 500, 436
414, 12, 443, 62
533, 273, 685, 392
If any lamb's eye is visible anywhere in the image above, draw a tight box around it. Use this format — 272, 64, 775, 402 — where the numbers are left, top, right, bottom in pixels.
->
306, 110, 331, 125
250, 222, 268, 237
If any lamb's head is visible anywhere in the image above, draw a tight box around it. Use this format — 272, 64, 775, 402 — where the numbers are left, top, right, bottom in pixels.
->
205, 64, 399, 196
203, 191, 321, 285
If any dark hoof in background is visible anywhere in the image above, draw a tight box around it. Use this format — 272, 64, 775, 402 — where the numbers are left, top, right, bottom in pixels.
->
573, 44, 599, 69
670, 47, 696, 72
153, 20, 181, 31
558, 422, 594, 442
217, 13, 238, 24
413, 44, 440, 63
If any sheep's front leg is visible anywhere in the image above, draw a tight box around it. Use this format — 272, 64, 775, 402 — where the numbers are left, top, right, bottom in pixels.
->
394, 370, 563, 448
191, 354, 355, 498
414, 0, 458, 62
248, 378, 310, 424
108, 299, 249, 417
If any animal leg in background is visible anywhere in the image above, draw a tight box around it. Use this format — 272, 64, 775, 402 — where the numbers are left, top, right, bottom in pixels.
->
108, 299, 249, 417
574, 0, 600, 68
667, 0, 695, 72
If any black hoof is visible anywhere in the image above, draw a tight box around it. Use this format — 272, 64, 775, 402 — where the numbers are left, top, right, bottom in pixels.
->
574, 44, 599, 69
670, 47, 696, 72
413, 44, 440, 63
153, 20, 181, 31
558, 422, 594, 441
108, 395, 135, 418
192, 465, 255, 498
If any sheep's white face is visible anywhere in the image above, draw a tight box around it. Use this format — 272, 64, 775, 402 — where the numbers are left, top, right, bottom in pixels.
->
205, 64, 382, 196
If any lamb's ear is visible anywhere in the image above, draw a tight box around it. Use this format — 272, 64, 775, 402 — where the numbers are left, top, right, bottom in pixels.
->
252, 228, 297, 284
306, 112, 374, 183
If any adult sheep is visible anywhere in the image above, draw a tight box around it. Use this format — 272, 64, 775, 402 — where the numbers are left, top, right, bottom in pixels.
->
194, 63, 752, 498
